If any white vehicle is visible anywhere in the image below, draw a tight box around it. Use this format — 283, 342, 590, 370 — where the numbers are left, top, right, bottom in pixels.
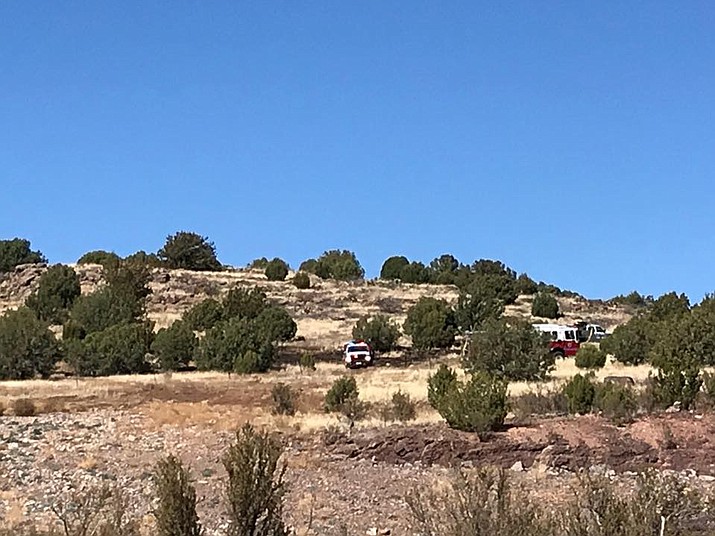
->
342, 340, 375, 369
532, 323, 580, 358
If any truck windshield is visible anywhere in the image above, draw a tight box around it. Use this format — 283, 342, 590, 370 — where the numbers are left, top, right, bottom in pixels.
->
348, 345, 370, 353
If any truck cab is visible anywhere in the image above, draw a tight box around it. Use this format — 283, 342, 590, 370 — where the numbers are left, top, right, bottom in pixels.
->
342, 340, 375, 369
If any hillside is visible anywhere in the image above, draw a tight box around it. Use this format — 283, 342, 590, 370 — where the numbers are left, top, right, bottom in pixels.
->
0, 263, 633, 351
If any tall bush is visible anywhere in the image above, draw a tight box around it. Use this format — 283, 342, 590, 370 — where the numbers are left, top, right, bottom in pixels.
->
70, 322, 152, 376
403, 297, 457, 351
152, 455, 202, 536
0, 238, 45, 272
26, 264, 81, 323
0, 307, 60, 380
531, 293, 559, 319
183, 298, 224, 331
151, 320, 197, 371
352, 314, 401, 353
312, 250, 364, 281
264, 258, 289, 282
380, 255, 409, 280
158, 231, 221, 271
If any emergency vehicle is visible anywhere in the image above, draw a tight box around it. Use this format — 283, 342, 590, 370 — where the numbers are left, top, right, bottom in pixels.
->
533, 323, 580, 358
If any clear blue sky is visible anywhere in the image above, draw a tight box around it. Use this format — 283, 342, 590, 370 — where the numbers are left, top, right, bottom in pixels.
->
1, 2, 713, 301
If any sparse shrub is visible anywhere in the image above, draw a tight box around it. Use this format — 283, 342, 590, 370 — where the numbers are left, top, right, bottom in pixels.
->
650, 363, 702, 410
380, 255, 409, 280
389, 390, 416, 421
351, 314, 400, 353
151, 320, 197, 371
403, 297, 457, 351
152, 455, 202, 536
563, 373, 596, 414
26, 264, 81, 323
531, 292, 559, 319
271, 383, 296, 416
292, 272, 311, 289
0, 238, 45, 272
465, 318, 554, 381
324, 376, 360, 415
77, 250, 121, 266
158, 231, 221, 271
427, 364, 458, 409
183, 298, 224, 331
511, 387, 568, 419
0, 307, 60, 380
222, 423, 287, 536
321, 424, 346, 446
430, 371, 508, 435
264, 258, 289, 281
574, 345, 607, 369
13, 398, 36, 417
233, 349, 264, 375
298, 258, 318, 274
699, 371, 715, 410
595, 382, 637, 424
299, 352, 316, 372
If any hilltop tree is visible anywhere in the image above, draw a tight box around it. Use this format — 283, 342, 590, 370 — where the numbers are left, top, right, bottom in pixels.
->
403, 297, 457, 351
313, 250, 364, 281
0, 238, 45, 273
0, 307, 60, 380
399, 261, 430, 284
380, 256, 409, 280
264, 258, 290, 281
26, 264, 82, 324
77, 250, 121, 266
158, 231, 221, 271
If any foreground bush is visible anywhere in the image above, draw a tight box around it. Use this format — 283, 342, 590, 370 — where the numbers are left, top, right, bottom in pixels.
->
271, 383, 296, 416
183, 298, 224, 331
563, 373, 596, 415
324, 376, 364, 419
428, 370, 507, 435
0, 307, 60, 380
152, 455, 202, 536
26, 264, 81, 323
352, 314, 401, 353
595, 382, 638, 424
222, 424, 287, 536
196, 317, 275, 374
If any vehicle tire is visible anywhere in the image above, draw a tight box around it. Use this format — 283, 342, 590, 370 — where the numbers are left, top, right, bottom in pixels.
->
551, 349, 565, 359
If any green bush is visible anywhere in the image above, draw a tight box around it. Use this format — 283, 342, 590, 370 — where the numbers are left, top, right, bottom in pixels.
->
563, 374, 596, 414
0, 308, 60, 380
403, 297, 457, 351
183, 298, 224, 331
124, 250, 164, 268
312, 250, 364, 281
431, 372, 508, 435
650, 364, 702, 410
271, 383, 296, 416
464, 318, 554, 381
351, 314, 400, 353
299, 352, 316, 372
197, 317, 275, 374
399, 261, 430, 284
514, 273, 538, 295
574, 345, 607, 369
152, 455, 202, 536
222, 423, 287, 536
69, 287, 140, 336
151, 320, 197, 371
600, 316, 654, 366
254, 306, 297, 343
291, 271, 311, 289
77, 250, 121, 266
25, 264, 81, 323
69, 322, 152, 377
380, 255, 409, 280
427, 364, 458, 410
595, 382, 637, 424
248, 257, 269, 269
0, 238, 45, 272
223, 287, 269, 321
157, 231, 221, 271
264, 258, 289, 281
324, 376, 360, 414
428, 254, 460, 283
298, 258, 318, 274
531, 293, 559, 319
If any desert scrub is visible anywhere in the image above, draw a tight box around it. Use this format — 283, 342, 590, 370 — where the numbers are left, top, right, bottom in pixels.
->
152, 455, 202, 536
271, 383, 296, 416
563, 373, 596, 415
574, 345, 607, 369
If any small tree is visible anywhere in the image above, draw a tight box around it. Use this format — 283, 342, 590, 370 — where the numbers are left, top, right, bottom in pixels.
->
152, 455, 202, 536
574, 345, 607, 369
264, 258, 289, 282
223, 287, 269, 321
77, 250, 121, 266
292, 272, 311, 289
124, 250, 164, 268
380, 256, 409, 280
403, 297, 457, 351
0, 307, 60, 380
271, 383, 296, 416
158, 231, 221, 271
454, 279, 504, 333
427, 364, 458, 409
26, 264, 81, 323
70, 322, 152, 376
600, 316, 654, 366
429, 371, 507, 435
352, 314, 400, 353
399, 261, 430, 284
254, 307, 297, 343
312, 250, 364, 281
183, 298, 224, 331
531, 293, 559, 319
465, 318, 554, 381
563, 374, 596, 414
151, 320, 197, 371
0, 238, 46, 272
514, 273, 538, 295
222, 424, 287, 536
324, 376, 360, 414
196, 317, 275, 374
